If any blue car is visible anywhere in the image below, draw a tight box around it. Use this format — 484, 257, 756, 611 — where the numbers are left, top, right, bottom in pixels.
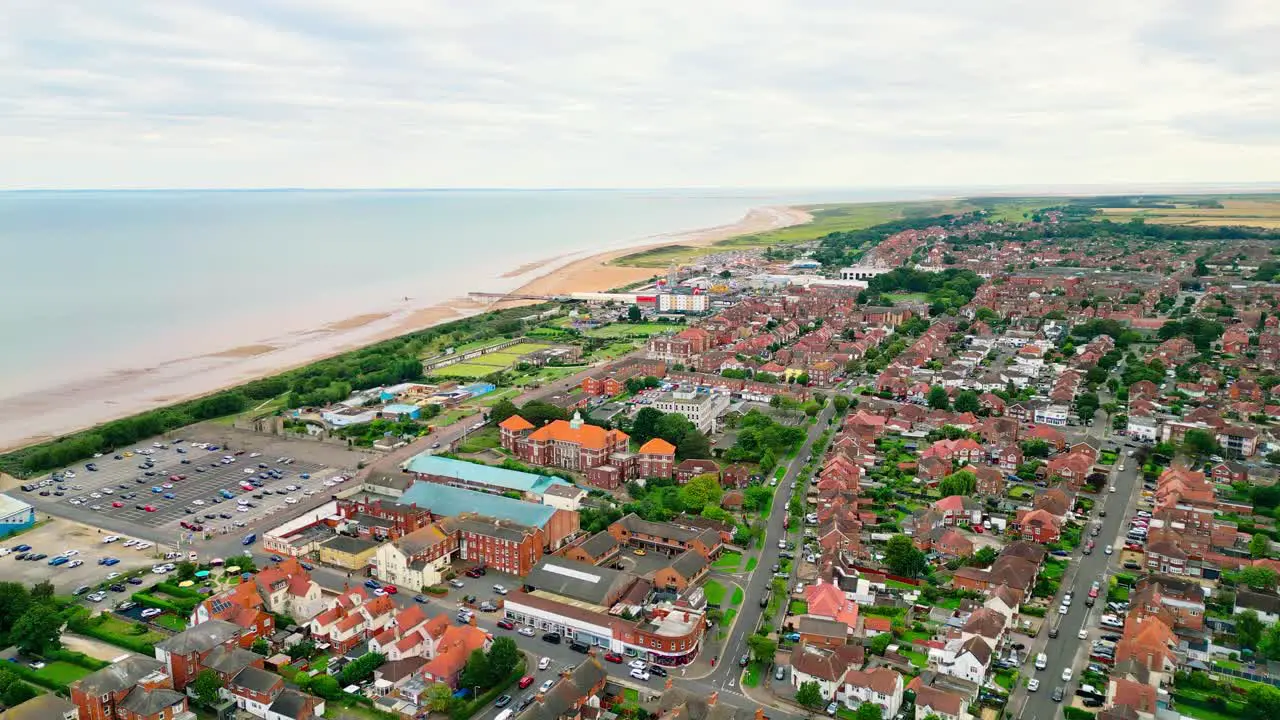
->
49, 556, 69, 566
152, 486, 163, 493
364, 579, 380, 589
163, 493, 175, 499
13, 544, 31, 552
300, 473, 310, 480
103, 557, 120, 566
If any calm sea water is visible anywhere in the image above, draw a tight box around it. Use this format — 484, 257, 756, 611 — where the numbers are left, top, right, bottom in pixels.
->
0, 188, 927, 399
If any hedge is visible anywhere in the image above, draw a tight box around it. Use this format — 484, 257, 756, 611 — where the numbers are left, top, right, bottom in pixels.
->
131, 592, 197, 614
44, 649, 109, 671
450, 661, 526, 720
1063, 708, 1095, 720
154, 581, 203, 599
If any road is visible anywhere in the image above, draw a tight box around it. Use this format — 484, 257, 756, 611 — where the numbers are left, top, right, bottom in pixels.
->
1015, 409, 1143, 720
254, 400, 836, 720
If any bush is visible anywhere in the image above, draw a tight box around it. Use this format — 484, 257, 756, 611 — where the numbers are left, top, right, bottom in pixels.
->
425, 586, 449, 596
154, 581, 203, 599
44, 648, 109, 670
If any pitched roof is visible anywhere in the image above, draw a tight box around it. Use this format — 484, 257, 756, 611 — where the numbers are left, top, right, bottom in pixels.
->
522, 557, 635, 606
498, 415, 534, 431
118, 686, 186, 717
202, 645, 264, 675
155, 619, 241, 654
638, 437, 677, 455
230, 666, 284, 694
267, 690, 319, 720
526, 418, 629, 450
914, 686, 965, 716
791, 643, 863, 682
0, 692, 76, 720
398, 482, 556, 529
520, 657, 608, 720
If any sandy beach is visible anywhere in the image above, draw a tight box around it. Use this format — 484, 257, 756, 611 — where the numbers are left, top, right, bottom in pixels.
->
0, 205, 811, 453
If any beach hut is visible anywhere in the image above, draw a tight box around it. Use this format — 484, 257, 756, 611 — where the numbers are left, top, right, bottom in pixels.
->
178, 580, 195, 588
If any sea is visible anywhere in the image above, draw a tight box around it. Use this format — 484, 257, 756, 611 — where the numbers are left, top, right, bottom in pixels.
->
0, 188, 934, 445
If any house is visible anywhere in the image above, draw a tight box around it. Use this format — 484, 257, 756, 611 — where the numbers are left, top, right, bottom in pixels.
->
153, 620, 244, 690
1, 694, 78, 720
797, 617, 850, 649
840, 668, 904, 717
1012, 508, 1062, 544
250, 557, 325, 623
790, 644, 865, 701
559, 531, 622, 566
1234, 589, 1280, 624
608, 514, 723, 558
419, 622, 491, 688
264, 691, 324, 720
635, 438, 678, 479
1114, 616, 1177, 672
500, 411, 631, 473
1108, 677, 1158, 717
651, 550, 710, 592
225, 666, 285, 718
912, 685, 968, 720
373, 522, 458, 591
972, 466, 1006, 497
929, 636, 991, 684
805, 580, 859, 633
519, 657, 609, 720
675, 459, 720, 484
935, 529, 974, 558
189, 582, 274, 648
69, 656, 191, 720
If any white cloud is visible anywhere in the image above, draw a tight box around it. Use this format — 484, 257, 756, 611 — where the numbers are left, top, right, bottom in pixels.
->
1, 0, 1277, 188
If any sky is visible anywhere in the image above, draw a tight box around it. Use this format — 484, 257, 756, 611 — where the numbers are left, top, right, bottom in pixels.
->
2, 0, 1278, 190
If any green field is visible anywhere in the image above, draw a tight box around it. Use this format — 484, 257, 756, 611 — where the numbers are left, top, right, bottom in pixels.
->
712, 552, 742, 572
432, 363, 499, 379
704, 580, 727, 605
431, 342, 552, 379
584, 323, 680, 339
882, 293, 929, 304
32, 661, 94, 685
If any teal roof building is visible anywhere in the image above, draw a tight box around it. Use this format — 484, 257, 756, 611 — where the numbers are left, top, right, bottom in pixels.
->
403, 454, 571, 497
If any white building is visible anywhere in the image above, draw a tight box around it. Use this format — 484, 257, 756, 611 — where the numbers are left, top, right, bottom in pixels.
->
839, 668, 904, 718
1034, 404, 1069, 426
658, 293, 710, 313
373, 529, 453, 591
840, 265, 893, 281
928, 637, 991, 684
1127, 414, 1158, 442
650, 388, 732, 434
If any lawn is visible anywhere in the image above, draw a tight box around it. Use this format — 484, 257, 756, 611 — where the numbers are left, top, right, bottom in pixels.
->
584, 323, 680, 339
937, 597, 963, 610
789, 600, 808, 615
885, 579, 918, 591
94, 615, 167, 645
457, 427, 501, 453
743, 662, 762, 688
432, 362, 499, 379
32, 661, 93, 685
882, 293, 930, 304
712, 552, 742, 572
153, 614, 187, 632
745, 557, 757, 572
899, 649, 928, 668
1008, 485, 1036, 500
901, 630, 932, 644
994, 669, 1016, 690
731, 587, 744, 606
704, 580, 728, 606
1043, 559, 1068, 582
717, 608, 739, 640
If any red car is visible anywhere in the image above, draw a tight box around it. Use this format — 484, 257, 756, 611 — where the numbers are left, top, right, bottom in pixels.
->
465, 566, 487, 578
518, 676, 534, 689
144, 505, 157, 512
112, 501, 124, 508
971, 525, 984, 534
497, 620, 515, 630
383, 585, 398, 595
604, 652, 623, 664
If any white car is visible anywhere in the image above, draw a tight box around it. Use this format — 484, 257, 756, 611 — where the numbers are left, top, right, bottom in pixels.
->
106, 572, 121, 579
285, 497, 299, 504
1035, 653, 1047, 670
135, 542, 152, 550
122, 539, 138, 547
63, 549, 80, 557
539, 679, 554, 693
493, 584, 508, 595
192, 499, 205, 505
629, 659, 648, 670
1027, 678, 1040, 692
234, 520, 246, 527
629, 668, 650, 681
152, 565, 169, 574
1058, 604, 1069, 615
67, 560, 83, 568
1077, 628, 1088, 639
285, 485, 300, 491
1109, 486, 1117, 493
90, 492, 101, 499
249, 452, 261, 458
0, 549, 9, 557
449, 579, 466, 588
304, 490, 317, 496
103, 535, 120, 543
237, 506, 250, 513
101, 488, 114, 494
518, 627, 536, 637
1104, 545, 1113, 555
1061, 668, 1073, 682
141, 608, 162, 618
243, 468, 254, 474
539, 657, 551, 671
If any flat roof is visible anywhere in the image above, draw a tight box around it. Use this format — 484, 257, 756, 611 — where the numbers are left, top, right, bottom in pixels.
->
403, 455, 571, 495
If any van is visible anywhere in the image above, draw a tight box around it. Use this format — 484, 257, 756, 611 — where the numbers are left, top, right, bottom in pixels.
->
495, 710, 514, 720
242, 533, 257, 546
569, 641, 589, 653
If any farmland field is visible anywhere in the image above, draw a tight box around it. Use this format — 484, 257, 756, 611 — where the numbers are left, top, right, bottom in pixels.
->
432, 363, 500, 379
1094, 196, 1280, 227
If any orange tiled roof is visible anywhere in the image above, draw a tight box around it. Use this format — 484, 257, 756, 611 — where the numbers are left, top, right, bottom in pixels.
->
527, 419, 628, 450
638, 438, 676, 455
499, 415, 534, 431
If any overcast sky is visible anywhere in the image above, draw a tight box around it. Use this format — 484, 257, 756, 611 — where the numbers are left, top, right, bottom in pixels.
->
3, 0, 1278, 189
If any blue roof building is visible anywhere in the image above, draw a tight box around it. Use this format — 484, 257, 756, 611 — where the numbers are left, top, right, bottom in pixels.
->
397, 482, 557, 530
403, 454, 571, 498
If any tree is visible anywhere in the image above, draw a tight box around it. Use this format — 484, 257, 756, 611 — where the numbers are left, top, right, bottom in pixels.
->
29, 580, 54, 603
459, 649, 490, 693
176, 561, 197, 581
796, 681, 825, 709
630, 407, 664, 444
628, 305, 642, 322
1245, 683, 1280, 720
938, 470, 977, 498
0, 583, 30, 635
487, 637, 521, 683
803, 401, 822, 417
1237, 610, 1264, 651
426, 683, 456, 713
192, 669, 224, 707
338, 652, 386, 686
1252, 533, 1272, 559
701, 504, 734, 524
1183, 429, 1221, 458
884, 535, 928, 578
747, 634, 777, 663
1261, 624, 1280, 662
489, 399, 519, 424
11, 604, 61, 655
1075, 392, 1100, 419
310, 675, 342, 701
953, 391, 980, 414
969, 546, 999, 567
655, 413, 697, 445
855, 704, 885, 720
251, 638, 270, 655
868, 633, 893, 655
927, 385, 950, 410
680, 474, 723, 511
743, 485, 774, 512
677, 431, 712, 460
1239, 566, 1279, 592
1021, 439, 1051, 458
833, 395, 850, 413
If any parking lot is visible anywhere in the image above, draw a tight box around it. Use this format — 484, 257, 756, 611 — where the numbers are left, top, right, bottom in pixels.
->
0, 519, 160, 593
18, 439, 341, 540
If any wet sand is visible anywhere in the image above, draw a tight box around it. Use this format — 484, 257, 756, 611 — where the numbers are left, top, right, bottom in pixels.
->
0, 205, 812, 453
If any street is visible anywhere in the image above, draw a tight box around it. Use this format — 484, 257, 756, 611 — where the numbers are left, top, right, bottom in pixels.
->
1016, 407, 1144, 720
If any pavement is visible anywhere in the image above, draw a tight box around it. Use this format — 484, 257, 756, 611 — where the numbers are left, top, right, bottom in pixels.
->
1012, 404, 1145, 720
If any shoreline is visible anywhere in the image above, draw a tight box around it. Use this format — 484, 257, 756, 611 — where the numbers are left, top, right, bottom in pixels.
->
0, 205, 812, 453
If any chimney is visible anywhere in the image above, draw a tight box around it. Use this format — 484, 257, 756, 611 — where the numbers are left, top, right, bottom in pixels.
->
708, 692, 718, 707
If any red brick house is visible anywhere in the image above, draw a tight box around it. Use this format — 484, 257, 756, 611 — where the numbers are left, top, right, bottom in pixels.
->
501, 412, 629, 473
675, 458, 719, 484
225, 667, 284, 717
1013, 508, 1062, 543
70, 657, 190, 720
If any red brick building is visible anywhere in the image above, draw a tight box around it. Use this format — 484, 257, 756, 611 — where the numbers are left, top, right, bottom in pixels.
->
500, 412, 629, 472
335, 498, 434, 541
70, 657, 190, 720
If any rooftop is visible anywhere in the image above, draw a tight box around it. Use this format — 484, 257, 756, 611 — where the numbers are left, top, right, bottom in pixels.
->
403, 454, 571, 495
523, 557, 636, 607
398, 482, 557, 529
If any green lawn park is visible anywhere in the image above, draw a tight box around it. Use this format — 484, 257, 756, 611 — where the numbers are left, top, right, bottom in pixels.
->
584, 323, 679, 339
